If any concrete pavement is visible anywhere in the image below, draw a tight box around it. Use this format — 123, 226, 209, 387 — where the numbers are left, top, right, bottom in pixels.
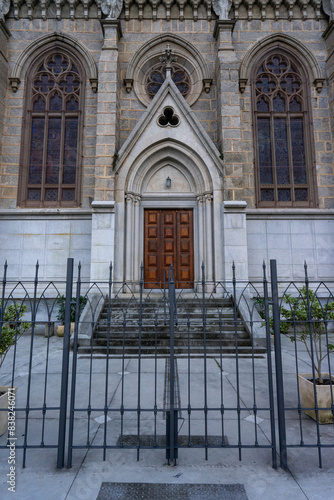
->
0, 333, 333, 500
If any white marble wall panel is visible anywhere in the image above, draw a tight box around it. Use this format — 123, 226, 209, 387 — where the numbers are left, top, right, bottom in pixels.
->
0, 213, 92, 282
247, 215, 334, 282
90, 202, 115, 284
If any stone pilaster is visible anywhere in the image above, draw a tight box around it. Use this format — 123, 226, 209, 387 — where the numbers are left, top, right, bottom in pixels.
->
215, 21, 244, 202
90, 201, 115, 283
323, 20, 334, 208
0, 22, 10, 193
223, 201, 248, 281
94, 20, 122, 201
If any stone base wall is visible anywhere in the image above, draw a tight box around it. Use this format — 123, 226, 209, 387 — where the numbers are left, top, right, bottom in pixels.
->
247, 213, 334, 281
0, 212, 92, 280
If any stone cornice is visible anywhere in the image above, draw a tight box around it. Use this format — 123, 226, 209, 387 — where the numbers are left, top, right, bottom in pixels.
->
246, 209, 334, 220
4, 0, 326, 21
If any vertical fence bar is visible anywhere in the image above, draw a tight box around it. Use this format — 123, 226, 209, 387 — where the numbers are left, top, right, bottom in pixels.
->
136, 264, 144, 461
22, 261, 39, 468
57, 258, 74, 469
270, 259, 287, 469
202, 262, 208, 460
304, 262, 322, 468
103, 262, 113, 461
0, 260, 7, 346
263, 262, 277, 469
167, 264, 178, 464
67, 261, 82, 468
232, 262, 242, 461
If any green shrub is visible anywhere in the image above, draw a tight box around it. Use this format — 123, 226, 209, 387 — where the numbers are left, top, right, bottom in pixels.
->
256, 286, 334, 384
0, 302, 30, 369
56, 295, 87, 324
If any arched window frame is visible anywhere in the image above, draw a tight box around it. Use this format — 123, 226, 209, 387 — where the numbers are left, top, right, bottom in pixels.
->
251, 48, 318, 208
18, 47, 86, 208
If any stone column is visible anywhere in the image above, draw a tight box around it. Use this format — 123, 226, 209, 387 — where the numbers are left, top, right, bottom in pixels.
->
223, 201, 248, 282
125, 193, 134, 282
90, 201, 115, 283
323, 21, 334, 209
214, 21, 244, 202
197, 194, 205, 277
0, 22, 10, 202
204, 193, 214, 282
94, 20, 122, 202
133, 195, 141, 281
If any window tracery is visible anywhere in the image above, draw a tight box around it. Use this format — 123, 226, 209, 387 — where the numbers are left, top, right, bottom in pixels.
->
252, 52, 316, 207
19, 52, 84, 207
146, 63, 190, 99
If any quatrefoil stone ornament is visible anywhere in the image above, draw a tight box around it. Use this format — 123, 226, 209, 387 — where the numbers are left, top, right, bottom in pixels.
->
158, 107, 180, 127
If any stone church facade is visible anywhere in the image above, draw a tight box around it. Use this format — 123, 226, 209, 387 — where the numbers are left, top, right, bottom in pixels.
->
0, 0, 333, 285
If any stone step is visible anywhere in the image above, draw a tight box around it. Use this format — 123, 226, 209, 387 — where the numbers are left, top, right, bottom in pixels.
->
78, 345, 267, 356
91, 338, 253, 347
94, 329, 248, 338
82, 296, 260, 357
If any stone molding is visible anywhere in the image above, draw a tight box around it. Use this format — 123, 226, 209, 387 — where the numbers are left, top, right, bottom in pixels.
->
0, 19, 10, 38
246, 208, 334, 219
125, 33, 211, 107
239, 33, 325, 93
323, 19, 334, 39
9, 31, 98, 93
4, 0, 325, 20
223, 200, 247, 211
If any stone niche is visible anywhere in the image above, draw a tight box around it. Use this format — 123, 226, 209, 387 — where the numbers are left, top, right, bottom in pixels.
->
142, 165, 194, 194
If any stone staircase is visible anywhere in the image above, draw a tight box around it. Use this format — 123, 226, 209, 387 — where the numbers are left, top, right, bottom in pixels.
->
77, 296, 267, 356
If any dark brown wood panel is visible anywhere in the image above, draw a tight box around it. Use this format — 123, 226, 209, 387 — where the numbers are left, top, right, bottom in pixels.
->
144, 209, 194, 288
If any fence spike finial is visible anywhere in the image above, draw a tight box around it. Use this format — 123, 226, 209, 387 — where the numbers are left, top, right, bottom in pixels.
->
304, 260, 308, 281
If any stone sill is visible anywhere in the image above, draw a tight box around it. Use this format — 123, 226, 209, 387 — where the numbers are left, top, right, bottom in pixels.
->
0, 208, 92, 219
246, 208, 334, 219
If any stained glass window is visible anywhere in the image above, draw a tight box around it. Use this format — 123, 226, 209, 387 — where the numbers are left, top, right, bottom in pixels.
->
20, 52, 83, 207
146, 63, 190, 98
253, 52, 316, 207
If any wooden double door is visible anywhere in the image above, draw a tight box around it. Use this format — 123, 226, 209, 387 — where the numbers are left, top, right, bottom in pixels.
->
144, 209, 194, 288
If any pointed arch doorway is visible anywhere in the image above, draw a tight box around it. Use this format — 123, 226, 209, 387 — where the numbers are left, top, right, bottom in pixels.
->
144, 208, 194, 288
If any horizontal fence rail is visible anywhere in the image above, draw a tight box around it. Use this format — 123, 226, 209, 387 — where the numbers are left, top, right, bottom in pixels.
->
0, 259, 333, 470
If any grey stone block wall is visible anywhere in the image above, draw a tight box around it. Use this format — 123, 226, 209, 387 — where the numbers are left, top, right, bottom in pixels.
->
118, 19, 218, 148
0, 11, 333, 210
0, 18, 104, 209
233, 18, 334, 208
0, 23, 10, 205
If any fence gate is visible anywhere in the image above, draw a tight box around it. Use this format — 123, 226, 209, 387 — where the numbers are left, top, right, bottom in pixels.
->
1, 258, 333, 470
65, 261, 277, 469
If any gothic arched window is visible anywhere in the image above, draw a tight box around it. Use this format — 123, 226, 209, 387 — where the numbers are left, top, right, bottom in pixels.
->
18, 51, 85, 207
252, 51, 317, 207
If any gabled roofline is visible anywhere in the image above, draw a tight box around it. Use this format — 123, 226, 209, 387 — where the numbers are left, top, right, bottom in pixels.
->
115, 77, 222, 173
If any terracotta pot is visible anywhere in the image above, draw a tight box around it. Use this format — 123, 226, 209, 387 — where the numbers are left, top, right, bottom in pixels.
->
298, 373, 334, 424
0, 386, 17, 436
56, 323, 75, 337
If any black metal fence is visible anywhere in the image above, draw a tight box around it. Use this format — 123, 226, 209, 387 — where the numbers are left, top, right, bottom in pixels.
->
0, 259, 333, 470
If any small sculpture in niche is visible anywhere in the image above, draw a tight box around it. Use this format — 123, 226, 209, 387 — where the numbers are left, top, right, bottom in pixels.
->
323, 0, 334, 20
212, 0, 232, 19
0, 0, 10, 21
101, 0, 123, 19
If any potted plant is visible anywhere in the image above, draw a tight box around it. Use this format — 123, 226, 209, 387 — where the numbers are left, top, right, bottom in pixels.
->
56, 295, 87, 337
278, 286, 334, 424
0, 302, 30, 435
